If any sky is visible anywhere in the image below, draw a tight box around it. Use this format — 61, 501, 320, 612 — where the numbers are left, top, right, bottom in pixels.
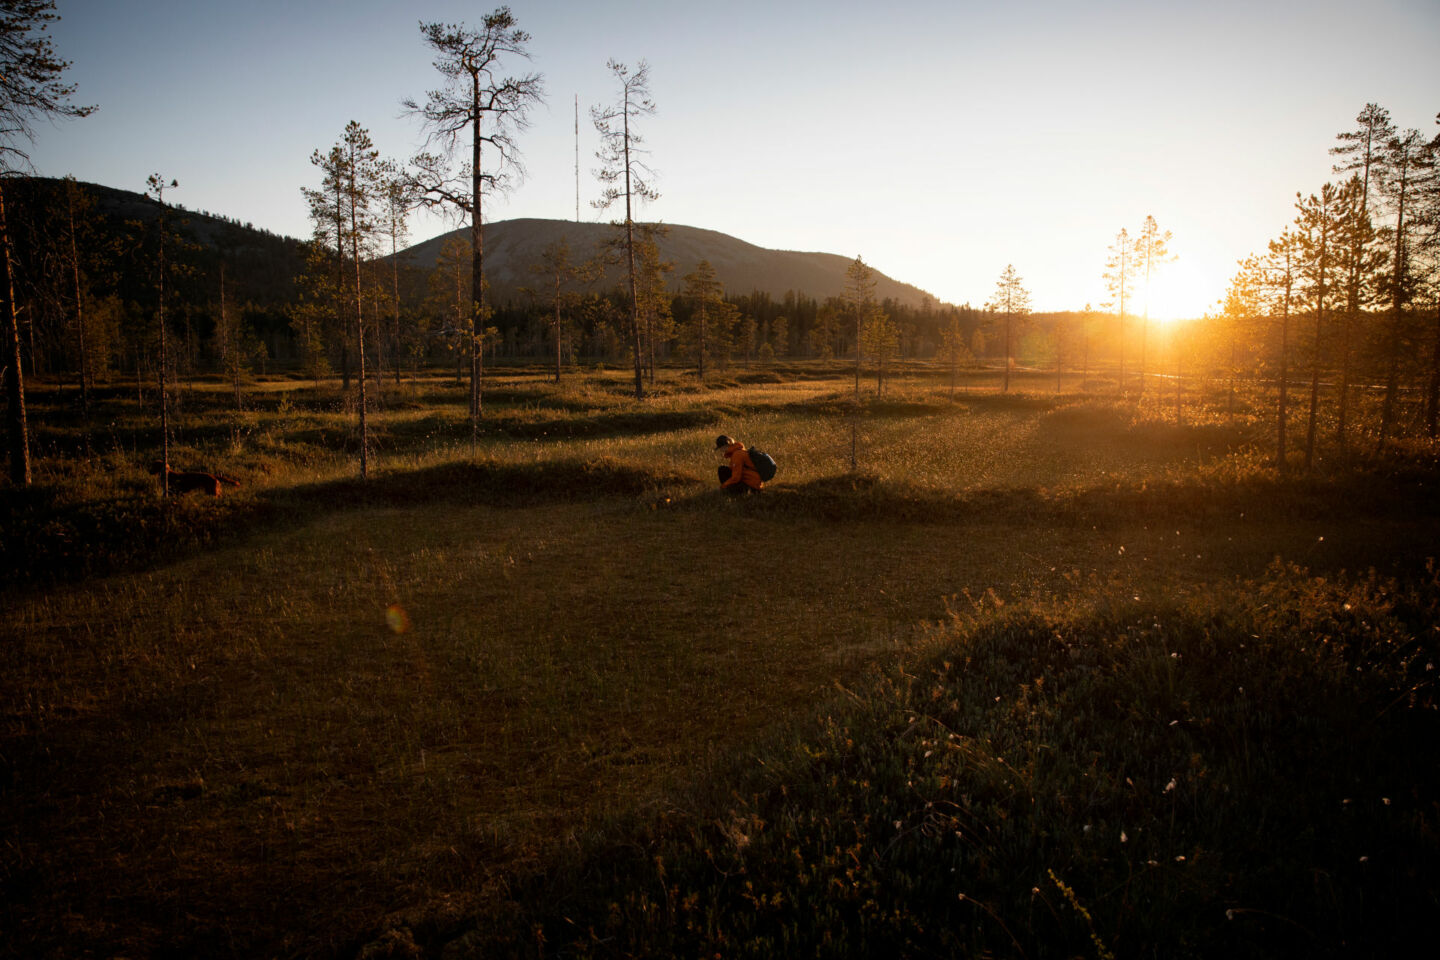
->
26, 0, 1440, 318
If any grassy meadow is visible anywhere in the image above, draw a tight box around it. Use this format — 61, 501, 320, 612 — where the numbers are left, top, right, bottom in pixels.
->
2, 362, 1437, 958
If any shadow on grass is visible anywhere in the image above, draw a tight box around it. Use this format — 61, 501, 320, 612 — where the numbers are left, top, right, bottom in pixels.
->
724, 458, 1440, 529
0, 458, 704, 590
7, 452, 1438, 592
481, 407, 725, 441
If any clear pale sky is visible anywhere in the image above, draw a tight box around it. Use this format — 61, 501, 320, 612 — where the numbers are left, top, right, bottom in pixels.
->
28, 0, 1440, 318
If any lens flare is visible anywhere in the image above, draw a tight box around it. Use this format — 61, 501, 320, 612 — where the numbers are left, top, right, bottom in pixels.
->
385, 604, 411, 634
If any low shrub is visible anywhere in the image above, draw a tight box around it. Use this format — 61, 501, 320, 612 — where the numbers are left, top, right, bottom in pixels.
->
465, 562, 1440, 958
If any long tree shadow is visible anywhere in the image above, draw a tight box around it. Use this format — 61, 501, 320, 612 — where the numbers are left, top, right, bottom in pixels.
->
0, 458, 705, 590
7, 449, 1438, 592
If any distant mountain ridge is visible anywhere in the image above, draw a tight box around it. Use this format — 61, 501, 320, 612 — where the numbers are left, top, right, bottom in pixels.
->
398, 218, 939, 308
34, 179, 939, 308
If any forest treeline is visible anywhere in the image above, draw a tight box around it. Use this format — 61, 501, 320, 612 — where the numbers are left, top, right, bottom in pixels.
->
2, 175, 990, 381
6, 94, 1439, 454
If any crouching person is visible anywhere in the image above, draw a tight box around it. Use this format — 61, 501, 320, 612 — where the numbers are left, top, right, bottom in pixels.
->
715, 434, 763, 494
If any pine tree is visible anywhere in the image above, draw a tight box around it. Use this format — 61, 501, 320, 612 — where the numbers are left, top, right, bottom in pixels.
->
1331, 104, 1394, 444
1266, 230, 1300, 471
303, 145, 349, 387
1326, 176, 1383, 447
681, 259, 724, 380
1294, 184, 1344, 469
1134, 215, 1174, 395
379, 165, 411, 385
338, 122, 382, 478
306, 124, 384, 477
525, 238, 586, 382
843, 257, 877, 400
1221, 256, 1265, 423
289, 241, 337, 386
1425, 113, 1440, 438
426, 235, 474, 384
145, 174, 178, 494
1103, 228, 1136, 395
1375, 128, 1433, 440
405, 8, 543, 440
859, 302, 898, 396
633, 228, 673, 380
939, 311, 969, 398
592, 59, 658, 400
989, 264, 1031, 394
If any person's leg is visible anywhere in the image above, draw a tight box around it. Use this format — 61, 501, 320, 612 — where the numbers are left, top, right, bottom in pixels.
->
718, 465, 732, 486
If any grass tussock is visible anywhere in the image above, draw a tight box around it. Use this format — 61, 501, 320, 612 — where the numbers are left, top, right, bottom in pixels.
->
463, 561, 1440, 959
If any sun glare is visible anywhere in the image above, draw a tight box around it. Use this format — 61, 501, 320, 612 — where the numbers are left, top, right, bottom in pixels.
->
1146, 260, 1218, 323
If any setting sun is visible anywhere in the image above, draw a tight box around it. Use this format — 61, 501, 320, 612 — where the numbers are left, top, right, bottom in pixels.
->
1145, 259, 1221, 323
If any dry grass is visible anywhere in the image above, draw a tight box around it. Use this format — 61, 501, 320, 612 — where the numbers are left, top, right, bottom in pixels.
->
2, 364, 1437, 957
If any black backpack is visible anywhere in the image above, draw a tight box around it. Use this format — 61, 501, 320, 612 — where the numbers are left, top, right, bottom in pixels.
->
749, 448, 778, 482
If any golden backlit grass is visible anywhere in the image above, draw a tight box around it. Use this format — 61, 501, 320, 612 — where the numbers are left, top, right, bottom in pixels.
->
2, 364, 1437, 957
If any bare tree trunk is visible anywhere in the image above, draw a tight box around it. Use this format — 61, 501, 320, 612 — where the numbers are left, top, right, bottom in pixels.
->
1336, 305, 1353, 450
1381, 158, 1411, 444
350, 169, 369, 479
553, 271, 563, 383
1, 182, 30, 486
392, 236, 403, 386
1305, 307, 1323, 471
1002, 312, 1012, 394
471, 74, 484, 449
697, 301, 706, 381
1117, 309, 1125, 396
1425, 302, 1439, 438
1278, 296, 1290, 473
157, 204, 170, 496
66, 185, 91, 450
1381, 316, 1401, 445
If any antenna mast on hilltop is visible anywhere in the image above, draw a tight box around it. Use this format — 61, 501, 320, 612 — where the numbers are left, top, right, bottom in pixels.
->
574, 94, 580, 222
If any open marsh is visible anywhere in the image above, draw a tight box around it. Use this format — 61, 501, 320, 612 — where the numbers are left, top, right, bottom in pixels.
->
3, 367, 1437, 958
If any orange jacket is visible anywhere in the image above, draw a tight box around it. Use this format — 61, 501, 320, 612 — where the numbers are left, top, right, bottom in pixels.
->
721, 441, 764, 490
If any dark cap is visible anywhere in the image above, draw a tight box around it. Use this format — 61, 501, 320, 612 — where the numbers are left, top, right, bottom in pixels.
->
714, 435, 734, 450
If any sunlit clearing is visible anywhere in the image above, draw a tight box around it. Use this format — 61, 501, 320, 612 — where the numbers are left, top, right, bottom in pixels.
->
1148, 260, 1218, 323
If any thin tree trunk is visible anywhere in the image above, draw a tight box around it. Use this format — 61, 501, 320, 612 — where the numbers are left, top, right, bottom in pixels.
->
66, 186, 90, 446
471, 73, 484, 448
1336, 305, 1353, 449
1305, 309, 1321, 470
553, 270, 563, 383
624, 103, 642, 400
157, 200, 170, 495
1002, 312, 1012, 394
392, 232, 403, 386
1, 182, 30, 486
349, 161, 369, 479
1381, 318, 1401, 445
1381, 159, 1410, 443
1278, 283, 1290, 473
1426, 303, 1439, 439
